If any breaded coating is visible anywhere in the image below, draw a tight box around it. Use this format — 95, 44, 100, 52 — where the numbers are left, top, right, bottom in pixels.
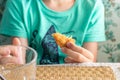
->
52, 33, 75, 47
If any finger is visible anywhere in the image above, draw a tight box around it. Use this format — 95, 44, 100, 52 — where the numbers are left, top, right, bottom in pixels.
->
12, 37, 25, 64
0, 46, 10, 56
12, 37, 21, 45
8, 45, 24, 64
0, 45, 20, 57
61, 47, 91, 62
66, 42, 93, 59
0, 57, 22, 64
64, 57, 75, 63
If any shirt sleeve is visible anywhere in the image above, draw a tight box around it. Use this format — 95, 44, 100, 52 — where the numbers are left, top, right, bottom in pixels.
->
84, 0, 106, 42
0, 0, 27, 38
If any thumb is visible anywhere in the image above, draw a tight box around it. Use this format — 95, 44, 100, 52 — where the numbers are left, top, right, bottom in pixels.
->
12, 37, 24, 64
12, 37, 21, 45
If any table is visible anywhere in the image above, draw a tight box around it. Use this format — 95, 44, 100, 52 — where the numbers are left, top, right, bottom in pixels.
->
36, 63, 120, 80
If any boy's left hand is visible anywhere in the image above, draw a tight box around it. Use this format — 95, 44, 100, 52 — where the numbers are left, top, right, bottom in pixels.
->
61, 42, 94, 63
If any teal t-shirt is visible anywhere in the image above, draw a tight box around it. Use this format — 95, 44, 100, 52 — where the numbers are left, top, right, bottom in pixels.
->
0, 0, 105, 64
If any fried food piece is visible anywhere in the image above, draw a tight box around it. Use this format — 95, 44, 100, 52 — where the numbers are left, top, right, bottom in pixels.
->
52, 33, 75, 47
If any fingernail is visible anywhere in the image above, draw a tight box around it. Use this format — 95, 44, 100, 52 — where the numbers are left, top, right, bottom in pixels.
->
66, 42, 71, 48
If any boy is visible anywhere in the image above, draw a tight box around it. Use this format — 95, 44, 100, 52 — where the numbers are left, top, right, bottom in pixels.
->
0, 0, 105, 64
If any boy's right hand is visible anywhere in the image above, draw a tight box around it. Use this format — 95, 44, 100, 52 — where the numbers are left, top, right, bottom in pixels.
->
0, 38, 23, 64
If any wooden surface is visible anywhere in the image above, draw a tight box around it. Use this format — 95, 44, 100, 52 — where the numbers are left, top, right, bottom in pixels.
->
36, 63, 118, 80
0, 63, 120, 80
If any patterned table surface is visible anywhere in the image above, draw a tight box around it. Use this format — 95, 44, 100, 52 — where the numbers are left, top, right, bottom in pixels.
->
36, 63, 120, 80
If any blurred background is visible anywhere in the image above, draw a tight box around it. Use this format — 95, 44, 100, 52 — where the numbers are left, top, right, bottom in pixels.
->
0, 0, 120, 62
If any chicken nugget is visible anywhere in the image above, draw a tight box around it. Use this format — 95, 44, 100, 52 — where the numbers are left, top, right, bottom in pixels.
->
52, 33, 75, 47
